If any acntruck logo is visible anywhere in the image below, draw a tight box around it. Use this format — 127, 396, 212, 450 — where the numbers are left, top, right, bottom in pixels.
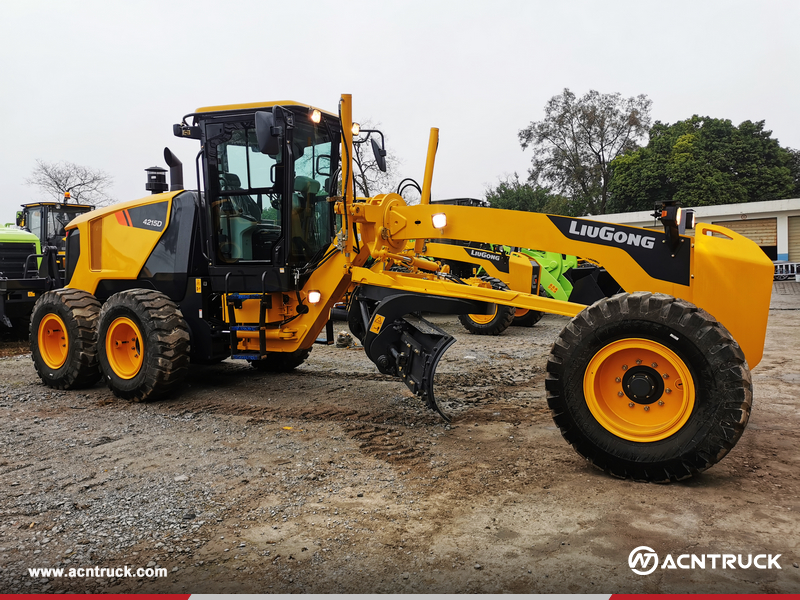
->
628, 546, 782, 575
629, 546, 659, 575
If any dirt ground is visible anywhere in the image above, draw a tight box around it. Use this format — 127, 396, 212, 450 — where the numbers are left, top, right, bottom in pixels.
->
1, 285, 800, 594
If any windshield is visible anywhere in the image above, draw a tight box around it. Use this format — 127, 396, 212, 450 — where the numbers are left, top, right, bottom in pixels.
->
288, 117, 335, 264
47, 208, 83, 249
24, 206, 88, 251
208, 111, 338, 266
211, 125, 283, 263
26, 208, 43, 242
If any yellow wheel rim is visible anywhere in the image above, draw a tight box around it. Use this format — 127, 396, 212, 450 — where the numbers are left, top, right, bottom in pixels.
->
515, 308, 529, 318
468, 305, 498, 325
106, 317, 143, 379
38, 313, 68, 370
583, 338, 695, 443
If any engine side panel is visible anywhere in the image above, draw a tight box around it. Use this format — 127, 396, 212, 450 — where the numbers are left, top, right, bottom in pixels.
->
66, 192, 179, 296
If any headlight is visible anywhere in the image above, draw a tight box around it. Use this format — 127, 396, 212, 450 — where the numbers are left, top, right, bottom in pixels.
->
307, 290, 322, 304
432, 213, 447, 229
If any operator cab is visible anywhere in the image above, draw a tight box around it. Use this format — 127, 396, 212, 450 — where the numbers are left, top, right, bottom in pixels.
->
179, 102, 339, 293
17, 201, 95, 252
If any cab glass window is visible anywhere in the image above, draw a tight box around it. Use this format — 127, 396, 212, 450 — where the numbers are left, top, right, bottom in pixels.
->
210, 125, 282, 263
288, 118, 335, 264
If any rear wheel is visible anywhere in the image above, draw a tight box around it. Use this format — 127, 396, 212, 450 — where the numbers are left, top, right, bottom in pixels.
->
97, 289, 190, 401
30, 289, 102, 389
546, 292, 751, 482
249, 348, 311, 372
458, 276, 515, 335
512, 307, 543, 327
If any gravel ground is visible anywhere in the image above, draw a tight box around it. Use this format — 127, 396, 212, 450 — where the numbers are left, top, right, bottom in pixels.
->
1, 285, 799, 593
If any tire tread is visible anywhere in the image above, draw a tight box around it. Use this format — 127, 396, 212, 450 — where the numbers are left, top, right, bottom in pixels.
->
546, 292, 752, 482
97, 289, 190, 402
30, 289, 102, 389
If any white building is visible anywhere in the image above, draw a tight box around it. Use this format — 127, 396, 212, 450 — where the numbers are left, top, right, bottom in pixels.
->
593, 198, 800, 261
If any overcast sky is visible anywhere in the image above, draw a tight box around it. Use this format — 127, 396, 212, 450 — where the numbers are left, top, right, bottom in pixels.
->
2, 0, 798, 218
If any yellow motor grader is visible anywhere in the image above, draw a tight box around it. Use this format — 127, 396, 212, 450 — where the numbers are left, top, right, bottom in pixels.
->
28, 94, 773, 482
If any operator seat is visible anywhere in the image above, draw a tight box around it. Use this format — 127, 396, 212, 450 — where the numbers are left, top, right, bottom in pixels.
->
291, 176, 321, 260
219, 173, 261, 221
215, 172, 263, 261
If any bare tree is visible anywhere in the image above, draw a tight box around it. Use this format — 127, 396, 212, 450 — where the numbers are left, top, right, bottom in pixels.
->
25, 160, 114, 206
519, 89, 651, 215
351, 121, 400, 198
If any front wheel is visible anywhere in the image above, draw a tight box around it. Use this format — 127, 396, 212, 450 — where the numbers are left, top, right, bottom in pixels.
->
546, 292, 751, 482
97, 289, 190, 401
30, 289, 102, 389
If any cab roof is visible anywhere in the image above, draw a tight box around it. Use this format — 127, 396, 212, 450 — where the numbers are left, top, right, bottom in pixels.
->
194, 100, 337, 118
21, 202, 95, 210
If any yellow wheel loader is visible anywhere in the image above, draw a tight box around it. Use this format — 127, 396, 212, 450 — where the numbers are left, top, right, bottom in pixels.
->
28, 95, 773, 482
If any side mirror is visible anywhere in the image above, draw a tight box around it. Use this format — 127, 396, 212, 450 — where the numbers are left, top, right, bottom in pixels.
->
371, 138, 387, 172
15, 211, 23, 227
315, 154, 331, 177
255, 111, 280, 155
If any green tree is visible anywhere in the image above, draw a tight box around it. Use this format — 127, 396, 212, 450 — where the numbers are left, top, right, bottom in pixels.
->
787, 147, 800, 196
608, 116, 795, 212
485, 174, 571, 215
519, 89, 651, 215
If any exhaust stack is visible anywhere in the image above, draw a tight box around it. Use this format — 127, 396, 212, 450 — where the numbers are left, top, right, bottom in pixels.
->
164, 147, 184, 191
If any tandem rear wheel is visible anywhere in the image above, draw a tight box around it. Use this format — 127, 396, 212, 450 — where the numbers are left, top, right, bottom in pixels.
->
546, 292, 752, 482
30, 289, 103, 389
96, 289, 191, 401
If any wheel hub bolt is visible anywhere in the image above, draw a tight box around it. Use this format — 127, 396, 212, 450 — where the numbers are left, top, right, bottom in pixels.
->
628, 402, 635, 408
658, 400, 665, 406
665, 388, 672, 394
651, 362, 658, 368
635, 359, 642, 365
615, 377, 621, 383
644, 406, 650, 412
617, 391, 624, 397
662, 373, 669, 379
621, 364, 628, 371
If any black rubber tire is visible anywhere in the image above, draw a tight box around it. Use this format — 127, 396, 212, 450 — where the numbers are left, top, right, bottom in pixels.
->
30, 289, 102, 389
458, 276, 516, 335
249, 348, 311, 372
97, 289, 190, 401
512, 307, 544, 327
546, 291, 752, 482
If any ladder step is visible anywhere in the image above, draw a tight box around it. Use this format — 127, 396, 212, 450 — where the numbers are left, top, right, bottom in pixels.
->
230, 353, 264, 361
227, 293, 266, 300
